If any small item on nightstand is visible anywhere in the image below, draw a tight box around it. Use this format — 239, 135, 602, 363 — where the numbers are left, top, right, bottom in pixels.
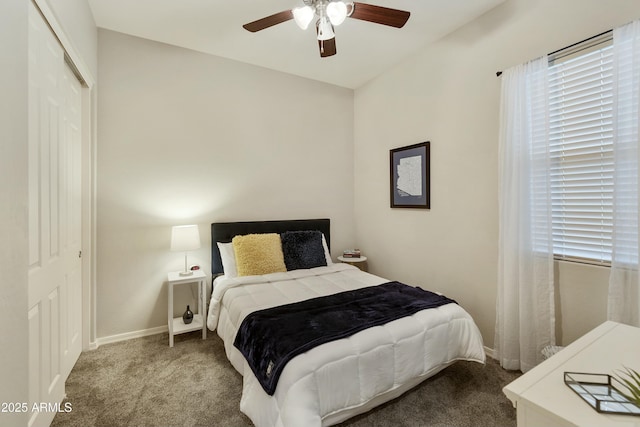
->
342, 249, 361, 258
182, 305, 194, 325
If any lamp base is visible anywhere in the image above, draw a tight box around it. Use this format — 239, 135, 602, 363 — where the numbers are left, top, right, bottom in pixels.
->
179, 271, 193, 276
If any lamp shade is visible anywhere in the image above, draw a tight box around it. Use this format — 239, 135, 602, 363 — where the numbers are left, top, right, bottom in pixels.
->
292, 5, 314, 30
326, 1, 348, 26
171, 225, 201, 252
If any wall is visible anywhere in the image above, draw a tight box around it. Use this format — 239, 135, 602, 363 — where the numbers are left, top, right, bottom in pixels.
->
353, 0, 640, 349
44, 0, 98, 79
96, 30, 355, 339
0, 1, 29, 424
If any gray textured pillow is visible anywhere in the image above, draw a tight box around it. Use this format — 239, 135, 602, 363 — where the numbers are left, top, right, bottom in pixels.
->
280, 230, 327, 271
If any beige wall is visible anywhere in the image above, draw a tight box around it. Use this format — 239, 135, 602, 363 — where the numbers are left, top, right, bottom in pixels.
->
44, 0, 98, 78
354, 0, 640, 349
96, 30, 355, 338
555, 261, 610, 345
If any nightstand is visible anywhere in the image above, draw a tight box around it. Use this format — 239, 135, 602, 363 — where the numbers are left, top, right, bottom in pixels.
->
337, 255, 368, 272
167, 270, 207, 347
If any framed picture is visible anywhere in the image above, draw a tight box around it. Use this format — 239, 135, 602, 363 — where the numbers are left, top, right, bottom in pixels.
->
390, 141, 430, 209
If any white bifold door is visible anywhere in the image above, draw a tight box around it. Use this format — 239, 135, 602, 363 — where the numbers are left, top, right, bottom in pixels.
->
27, 2, 83, 426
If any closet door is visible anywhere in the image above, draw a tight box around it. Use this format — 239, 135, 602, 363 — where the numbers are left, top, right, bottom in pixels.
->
27, 2, 82, 426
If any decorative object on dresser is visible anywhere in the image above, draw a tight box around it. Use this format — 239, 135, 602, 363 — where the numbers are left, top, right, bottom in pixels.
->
207, 218, 485, 426
563, 372, 640, 416
503, 321, 640, 427
167, 270, 207, 347
616, 367, 640, 407
390, 141, 430, 209
171, 224, 201, 276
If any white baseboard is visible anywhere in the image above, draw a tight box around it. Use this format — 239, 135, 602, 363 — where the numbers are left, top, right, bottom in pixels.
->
484, 346, 496, 360
94, 325, 168, 348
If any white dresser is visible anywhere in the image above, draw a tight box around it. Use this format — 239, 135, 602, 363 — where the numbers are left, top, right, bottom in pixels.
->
503, 321, 640, 427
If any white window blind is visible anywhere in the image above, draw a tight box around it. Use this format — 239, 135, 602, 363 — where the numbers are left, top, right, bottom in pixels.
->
548, 35, 614, 265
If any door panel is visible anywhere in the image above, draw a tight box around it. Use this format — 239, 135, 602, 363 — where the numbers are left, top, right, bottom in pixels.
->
27, 2, 83, 426
27, 305, 40, 420
61, 56, 83, 379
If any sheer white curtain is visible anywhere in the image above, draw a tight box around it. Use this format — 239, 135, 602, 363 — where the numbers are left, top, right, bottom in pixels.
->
608, 20, 640, 327
495, 56, 556, 372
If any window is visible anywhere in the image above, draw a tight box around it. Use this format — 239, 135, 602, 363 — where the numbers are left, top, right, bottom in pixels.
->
548, 32, 614, 265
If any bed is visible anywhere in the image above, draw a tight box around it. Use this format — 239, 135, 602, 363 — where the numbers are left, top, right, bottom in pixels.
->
206, 218, 485, 426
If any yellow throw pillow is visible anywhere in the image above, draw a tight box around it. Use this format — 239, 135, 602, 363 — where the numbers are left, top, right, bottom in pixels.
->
232, 233, 287, 277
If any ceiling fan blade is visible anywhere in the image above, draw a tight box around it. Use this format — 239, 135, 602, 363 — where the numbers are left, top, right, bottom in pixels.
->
318, 37, 337, 57
243, 10, 293, 32
349, 2, 410, 28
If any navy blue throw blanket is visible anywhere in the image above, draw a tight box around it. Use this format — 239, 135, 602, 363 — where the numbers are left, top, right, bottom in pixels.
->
233, 281, 456, 395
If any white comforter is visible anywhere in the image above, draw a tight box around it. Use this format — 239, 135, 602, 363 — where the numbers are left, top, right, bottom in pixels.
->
207, 263, 485, 427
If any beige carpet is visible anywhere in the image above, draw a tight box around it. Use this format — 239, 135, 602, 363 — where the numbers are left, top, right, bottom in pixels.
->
52, 331, 520, 426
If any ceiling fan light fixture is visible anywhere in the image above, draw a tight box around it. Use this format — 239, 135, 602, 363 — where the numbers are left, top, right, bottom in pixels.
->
242, 1, 409, 58
326, 1, 348, 26
292, 5, 314, 30
316, 17, 335, 41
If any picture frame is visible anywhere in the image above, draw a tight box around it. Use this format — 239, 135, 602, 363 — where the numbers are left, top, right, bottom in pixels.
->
390, 141, 430, 209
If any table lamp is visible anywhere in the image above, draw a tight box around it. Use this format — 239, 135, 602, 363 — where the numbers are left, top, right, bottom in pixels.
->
171, 224, 201, 276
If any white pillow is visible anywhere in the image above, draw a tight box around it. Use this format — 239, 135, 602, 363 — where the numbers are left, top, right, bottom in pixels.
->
217, 241, 238, 277
322, 234, 333, 265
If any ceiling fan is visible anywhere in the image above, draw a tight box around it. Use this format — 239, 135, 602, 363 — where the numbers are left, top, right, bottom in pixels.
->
242, 0, 410, 58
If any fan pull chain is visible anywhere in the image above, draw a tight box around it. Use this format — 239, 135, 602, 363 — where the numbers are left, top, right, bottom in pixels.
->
320, 39, 325, 54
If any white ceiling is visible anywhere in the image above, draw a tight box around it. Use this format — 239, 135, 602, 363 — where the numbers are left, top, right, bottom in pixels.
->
87, 0, 505, 89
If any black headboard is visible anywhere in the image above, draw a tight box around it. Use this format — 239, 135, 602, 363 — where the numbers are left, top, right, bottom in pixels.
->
211, 218, 331, 275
